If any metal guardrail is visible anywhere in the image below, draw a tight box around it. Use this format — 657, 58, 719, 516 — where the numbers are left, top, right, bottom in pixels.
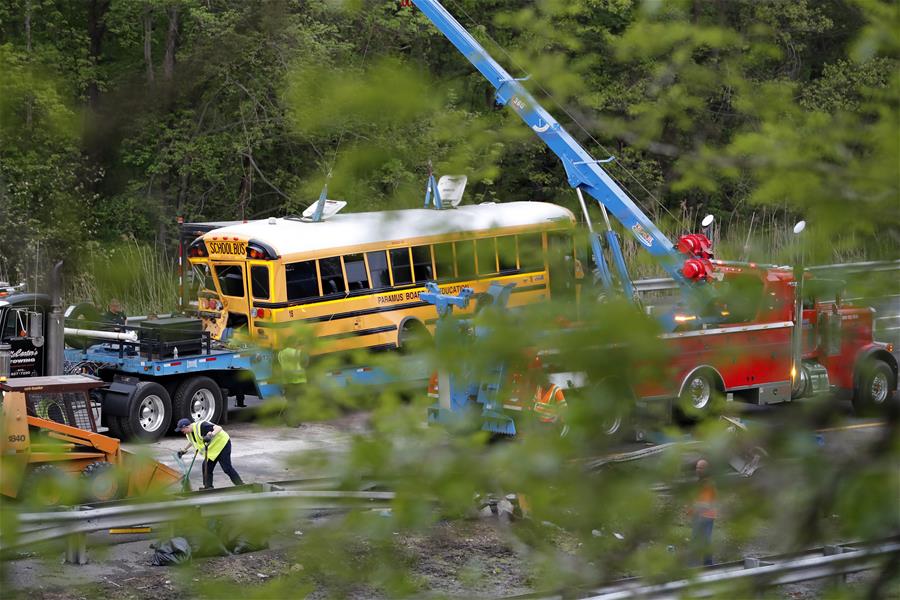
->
521, 536, 900, 600
1, 486, 395, 560
632, 259, 900, 294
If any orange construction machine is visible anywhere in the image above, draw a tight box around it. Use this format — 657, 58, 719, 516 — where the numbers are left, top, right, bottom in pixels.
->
1, 374, 180, 505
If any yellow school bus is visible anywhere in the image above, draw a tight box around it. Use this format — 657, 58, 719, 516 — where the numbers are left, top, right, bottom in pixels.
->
187, 201, 577, 355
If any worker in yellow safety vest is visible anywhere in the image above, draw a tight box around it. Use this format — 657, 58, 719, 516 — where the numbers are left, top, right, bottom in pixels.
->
277, 346, 308, 393
176, 418, 244, 489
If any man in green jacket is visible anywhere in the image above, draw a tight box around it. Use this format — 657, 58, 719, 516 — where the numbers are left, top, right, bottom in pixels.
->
176, 418, 244, 489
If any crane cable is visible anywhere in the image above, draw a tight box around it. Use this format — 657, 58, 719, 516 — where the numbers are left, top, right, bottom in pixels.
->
444, 0, 683, 232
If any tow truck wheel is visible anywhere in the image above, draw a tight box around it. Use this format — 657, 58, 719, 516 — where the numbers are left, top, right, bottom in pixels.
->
119, 381, 172, 442
82, 461, 124, 502
173, 377, 224, 424
676, 370, 722, 423
853, 360, 896, 416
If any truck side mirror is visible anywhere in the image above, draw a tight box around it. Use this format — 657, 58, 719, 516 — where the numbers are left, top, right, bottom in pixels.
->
28, 312, 44, 348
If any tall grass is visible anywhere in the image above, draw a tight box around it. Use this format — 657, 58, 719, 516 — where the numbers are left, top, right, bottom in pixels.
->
67, 242, 180, 317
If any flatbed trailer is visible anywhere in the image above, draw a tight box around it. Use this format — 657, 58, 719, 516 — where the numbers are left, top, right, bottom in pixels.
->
62, 336, 428, 442
1, 284, 428, 443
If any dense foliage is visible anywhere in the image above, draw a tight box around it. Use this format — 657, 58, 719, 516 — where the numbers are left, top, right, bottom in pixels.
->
0, 2, 898, 597
1, 0, 897, 288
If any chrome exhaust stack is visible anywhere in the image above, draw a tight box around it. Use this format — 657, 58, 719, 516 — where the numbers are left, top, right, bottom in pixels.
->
46, 261, 66, 376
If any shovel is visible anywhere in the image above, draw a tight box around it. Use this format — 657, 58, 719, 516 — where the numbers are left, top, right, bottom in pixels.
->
174, 449, 199, 493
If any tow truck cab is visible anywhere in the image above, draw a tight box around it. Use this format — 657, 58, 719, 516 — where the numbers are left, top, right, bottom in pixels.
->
0, 293, 50, 378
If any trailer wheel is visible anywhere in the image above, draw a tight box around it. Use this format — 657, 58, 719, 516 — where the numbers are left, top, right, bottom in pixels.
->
82, 461, 124, 502
173, 376, 224, 424
21, 464, 70, 506
119, 381, 172, 442
676, 370, 723, 423
853, 360, 896, 416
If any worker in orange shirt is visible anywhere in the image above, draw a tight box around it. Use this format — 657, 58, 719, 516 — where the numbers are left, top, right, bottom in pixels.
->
690, 458, 717, 566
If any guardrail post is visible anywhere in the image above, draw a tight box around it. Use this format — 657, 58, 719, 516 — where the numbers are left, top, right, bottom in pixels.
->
824, 544, 848, 585
65, 532, 88, 565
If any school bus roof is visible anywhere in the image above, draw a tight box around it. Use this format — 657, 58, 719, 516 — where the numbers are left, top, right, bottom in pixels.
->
203, 201, 575, 259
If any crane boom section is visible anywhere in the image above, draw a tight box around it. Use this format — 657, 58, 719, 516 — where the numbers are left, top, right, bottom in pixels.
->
412, 0, 685, 283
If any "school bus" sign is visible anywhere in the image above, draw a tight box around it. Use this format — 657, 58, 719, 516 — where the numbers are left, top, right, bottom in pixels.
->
207, 240, 247, 257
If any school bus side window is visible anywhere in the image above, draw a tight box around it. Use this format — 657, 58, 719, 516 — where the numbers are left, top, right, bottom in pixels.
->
319, 256, 346, 295
367, 251, 390, 288
285, 260, 319, 301
476, 238, 497, 275
411, 245, 434, 282
389, 248, 413, 285
497, 236, 517, 272
456, 240, 476, 279
433, 243, 455, 280
344, 254, 370, 292
214, 265, 245, 297
250, 266, 270, 299
518, 233, 544, 271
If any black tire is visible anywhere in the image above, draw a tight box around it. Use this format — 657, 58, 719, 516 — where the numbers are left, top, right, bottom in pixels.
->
119, 381, 172, 442
172, 376, 224, 424
675, 370, 723, 423
21, 464, 70, 506
853, 360, 896, 416
81, 461, 125, 502
398, 319, 431, 353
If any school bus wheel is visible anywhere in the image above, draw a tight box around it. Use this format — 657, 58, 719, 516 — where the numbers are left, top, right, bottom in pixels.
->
398, 319, 431, 353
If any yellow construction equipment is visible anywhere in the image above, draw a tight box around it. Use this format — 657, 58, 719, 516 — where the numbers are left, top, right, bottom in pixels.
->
1, 375, 180, 505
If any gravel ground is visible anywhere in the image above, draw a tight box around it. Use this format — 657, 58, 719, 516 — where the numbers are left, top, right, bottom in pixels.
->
2, 404, 896, 599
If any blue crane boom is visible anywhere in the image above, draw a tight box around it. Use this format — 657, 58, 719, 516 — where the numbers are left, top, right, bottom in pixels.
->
411, 0, 699, 291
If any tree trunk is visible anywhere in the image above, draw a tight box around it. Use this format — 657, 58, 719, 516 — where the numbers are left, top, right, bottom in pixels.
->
144, 4, 154, 83
24, 0, 32, 128
86, 0, 110, 108
24, 0, 32, 52
163, 5, 178, 80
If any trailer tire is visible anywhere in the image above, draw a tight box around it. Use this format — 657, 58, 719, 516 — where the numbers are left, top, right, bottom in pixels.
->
853, 360, 896, 416
173, 376, 224, 424
676, 369, 723, 423
82, 461, 125, 502
119, 381, 172, 442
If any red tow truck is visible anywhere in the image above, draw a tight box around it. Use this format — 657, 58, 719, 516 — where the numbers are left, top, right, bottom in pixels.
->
633, 261, 896, 419
414, 0, 897, 434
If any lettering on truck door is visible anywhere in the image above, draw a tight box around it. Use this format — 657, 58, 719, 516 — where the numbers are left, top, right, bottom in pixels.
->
1, 308, 44, 377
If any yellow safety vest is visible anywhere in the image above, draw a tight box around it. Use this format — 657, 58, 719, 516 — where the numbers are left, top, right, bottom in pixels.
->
187, 421, 229, 461
277, 347, 308, 384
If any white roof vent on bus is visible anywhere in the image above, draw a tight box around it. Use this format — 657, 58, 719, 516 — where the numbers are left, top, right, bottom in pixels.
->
268, 217, 277, 225
437, 175, 467, 208
300, 199, 347, 222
